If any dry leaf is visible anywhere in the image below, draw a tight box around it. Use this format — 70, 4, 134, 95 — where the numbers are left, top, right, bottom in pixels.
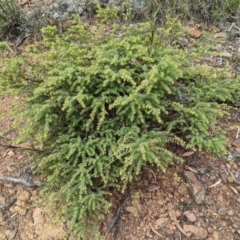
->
185, 27, 202, 38
148, 185, 160, 192
208, 179, 222, 188
182, 151, 195, 157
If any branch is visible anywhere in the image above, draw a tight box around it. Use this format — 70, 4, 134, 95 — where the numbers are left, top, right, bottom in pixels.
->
0, 143, 42, 152
0, 174, 45, 187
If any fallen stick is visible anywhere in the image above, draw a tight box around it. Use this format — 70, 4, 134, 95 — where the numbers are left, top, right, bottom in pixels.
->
150, 223, 164, 238
169, 210, 190, 237
0, 175, 45, 187
104, 195, 131, 240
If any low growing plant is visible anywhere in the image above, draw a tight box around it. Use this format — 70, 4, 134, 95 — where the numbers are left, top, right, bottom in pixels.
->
0, 15, 239, 238
0, 0, 26, 39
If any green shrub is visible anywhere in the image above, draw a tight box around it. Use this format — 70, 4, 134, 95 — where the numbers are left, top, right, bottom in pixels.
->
0, 15, 240, 238
0, 0, 26, 39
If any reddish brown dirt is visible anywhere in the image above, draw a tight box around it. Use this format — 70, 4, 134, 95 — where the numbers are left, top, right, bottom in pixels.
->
1, 1, 240, 239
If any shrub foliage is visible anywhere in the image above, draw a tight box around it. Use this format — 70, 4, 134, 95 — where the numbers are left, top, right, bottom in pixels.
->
0, 0, 26, 40
0, 14, 240, 238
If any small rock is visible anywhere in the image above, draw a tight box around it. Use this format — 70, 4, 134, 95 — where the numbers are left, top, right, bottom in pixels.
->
33, 208, 45, 225
0, 196, 5, 205
167, 202, 174, 211
177, 183, 188, 195
211, 231, 220, 240
227, 176, 234, 183
15, 206, 27, 216
218, 207, 227, 216
154, 217, 169, 229
0, 232, 5, 240
184, 171, 206, 204
125, 206, 136, 214
217, 194, 223, 202
228, 210, 234, 216
18, 191, 31, 202
184, 211, 197, 222
183, 224, 208, 239
5, 230, 17, 240
16, 199, 26, 208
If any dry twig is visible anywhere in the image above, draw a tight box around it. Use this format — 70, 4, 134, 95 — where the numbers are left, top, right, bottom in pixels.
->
104, 195, 131, 240
150, 223, 164, 238
0, 174, 45, 187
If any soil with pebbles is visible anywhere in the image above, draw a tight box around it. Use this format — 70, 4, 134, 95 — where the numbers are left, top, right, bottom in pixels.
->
0, 1, 240, 239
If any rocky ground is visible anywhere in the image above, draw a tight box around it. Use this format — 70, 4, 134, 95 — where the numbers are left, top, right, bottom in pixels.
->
0, 0, 240, 239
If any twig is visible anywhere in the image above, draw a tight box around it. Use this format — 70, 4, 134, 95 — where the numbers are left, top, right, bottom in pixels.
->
227, 169, 240, 184
0, 174, 45, 187
0, 143, 41, 152
150, 223, 164, 238
104, 195, 131, 240
169, 210, 190, 237
228, 22, 235, 31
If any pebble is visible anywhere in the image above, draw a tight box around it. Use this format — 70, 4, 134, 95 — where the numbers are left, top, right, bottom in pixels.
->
218, 207, 227, 216
177, 183, 188, 195
184, 171, 206, 204
184, 211, 197, 222
183, 224, 208, 239
0, 233, 5, 240
18, 191, 31, 202
228, 210, 234, 216
167, 202, 174, 211
227, 176, 234, 183
154, 217, 169, 228
5, 230, 17, 240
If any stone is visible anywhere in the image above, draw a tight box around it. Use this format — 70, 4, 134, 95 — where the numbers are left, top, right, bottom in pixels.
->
211, 231, 220, 240
183, 225, 208, 239
15, 206, 27, 216
167, 202, 174, 211
5, 230, 17, 240
0, 232, 5, 240
184, 171, 206, 204
217, 207, 227, 216
177, 183, 188, 195
227, 176, 234, 183
228, 210, 234, 216
184, 211, 197, 222
125, 206, 136, 214
33, 208, 45, 225
18, 191, 31, 202
154, 218, 169, 229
